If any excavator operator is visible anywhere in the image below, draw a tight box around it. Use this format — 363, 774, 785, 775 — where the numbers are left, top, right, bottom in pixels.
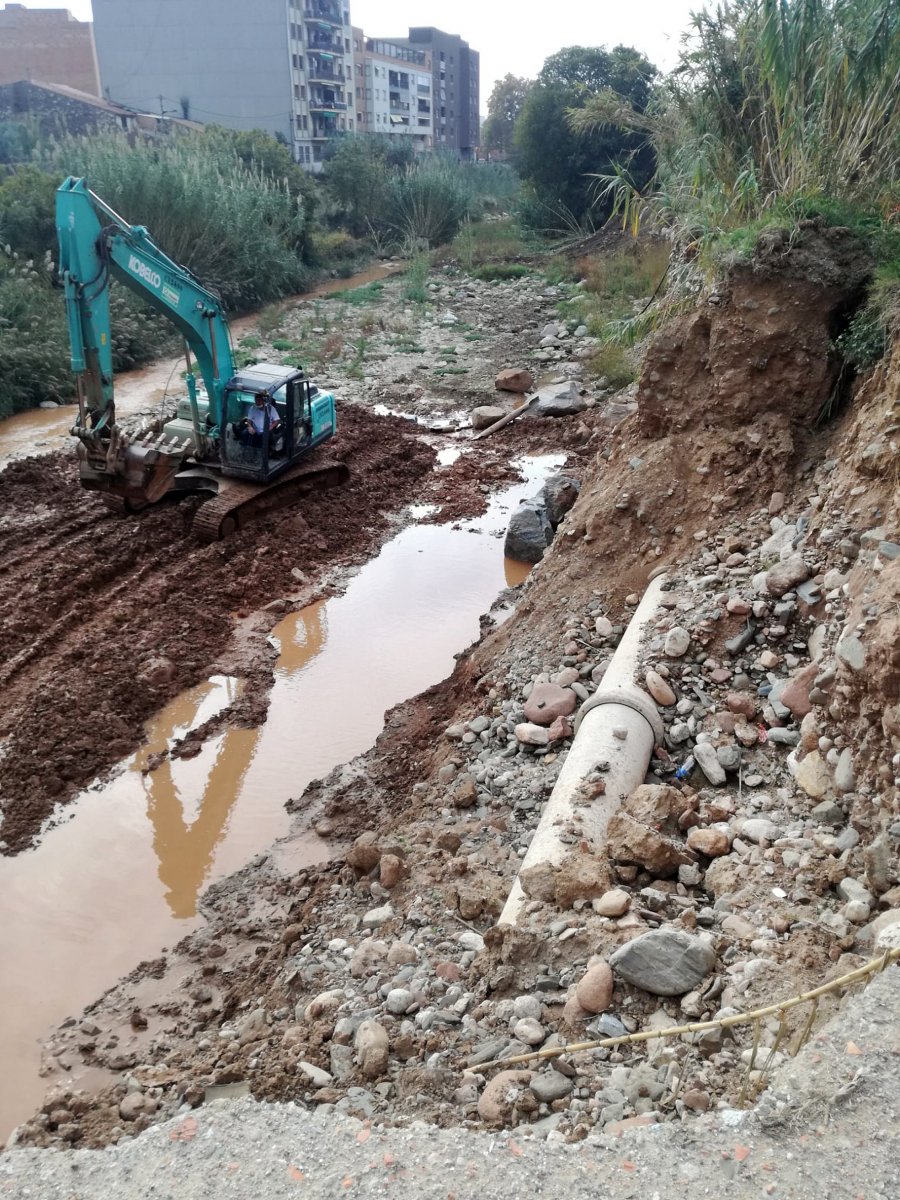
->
235, 393, 282, 449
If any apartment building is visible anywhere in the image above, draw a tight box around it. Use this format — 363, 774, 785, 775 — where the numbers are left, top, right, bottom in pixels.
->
400, 27, 479, 159
91, 0, 355, 170
0, 4, 100, 96
351, 31, 432, 153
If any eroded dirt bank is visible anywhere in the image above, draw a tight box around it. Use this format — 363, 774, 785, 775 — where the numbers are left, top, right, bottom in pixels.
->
4, 233, 899, 1154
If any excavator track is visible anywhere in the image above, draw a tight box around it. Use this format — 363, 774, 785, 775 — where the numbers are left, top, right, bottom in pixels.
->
192, 459, 349, 542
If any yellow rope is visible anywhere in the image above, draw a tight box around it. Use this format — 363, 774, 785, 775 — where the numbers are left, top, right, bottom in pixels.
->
474, 946, 900, 1073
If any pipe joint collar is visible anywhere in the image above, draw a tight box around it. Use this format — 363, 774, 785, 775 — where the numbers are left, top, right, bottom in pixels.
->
575, 686, 665, 744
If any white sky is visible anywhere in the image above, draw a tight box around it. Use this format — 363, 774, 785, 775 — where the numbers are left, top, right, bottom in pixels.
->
22, 0, 705, 105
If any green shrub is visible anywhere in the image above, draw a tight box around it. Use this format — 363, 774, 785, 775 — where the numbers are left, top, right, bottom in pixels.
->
323, 280, 383, 305
402, 252, 430, 303
41, 132, 312, 312
384, 160, 478, 247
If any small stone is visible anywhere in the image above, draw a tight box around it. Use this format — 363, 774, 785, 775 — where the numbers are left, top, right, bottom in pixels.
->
834, 748, 856, 794
716, 743, 741, 773
694, 743, 726, 786
740, 818, 781, 844
477, 1070, 533, 1123
236, 1008, 268, 1045
471, 406, 508, 432
385, 988, 414, 1015
515, 722, 550, 747
665, 627, 691, 657
379, 854, 402, 889
721, 914, 757, 940
354, 1021, 389, 1078
496, 368, 535, 393
118, 1093, 145, 1122
593, 888, 631, 917
362, 904, 394, 929
726, 692, 757, 719
687, 826, 731, 857
347, 833, 382, 873
765, 555, 810, 597
836, 634, 866, 672
513, 995, 543, 1021
298, 1061, 333, 1088
645, 670, 676, 706
524, 682, 578, 726
789, 750, 832, 799
609, 929, 716, 996
530, 1071, 573, 1103
513, 1017, 545, 1046
836, 878, 874, 908
780, 662, 818, 718
809, 798, 844, 825
575, 963, 614, 1014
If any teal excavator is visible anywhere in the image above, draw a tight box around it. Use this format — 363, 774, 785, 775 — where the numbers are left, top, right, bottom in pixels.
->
55, 176, 347, 540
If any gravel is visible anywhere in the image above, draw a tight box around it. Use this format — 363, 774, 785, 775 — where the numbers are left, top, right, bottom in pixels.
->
3, 966, 898, 1200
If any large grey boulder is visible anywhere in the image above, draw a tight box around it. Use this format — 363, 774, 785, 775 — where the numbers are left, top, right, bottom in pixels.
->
542, 474, 580, 528
535, 381, 587, 418
609, 929, 716, 995
505, 500, 553, 563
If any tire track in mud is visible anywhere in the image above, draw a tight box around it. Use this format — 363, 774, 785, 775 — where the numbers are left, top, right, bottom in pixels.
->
0, 407, 438, 855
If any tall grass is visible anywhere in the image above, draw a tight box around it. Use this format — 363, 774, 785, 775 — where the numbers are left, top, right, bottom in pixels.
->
40, 132, 312, 311
577, 0, 900, 236
0, 250, 71, 417
572, 0, 900, 350
383, 159, 478, 248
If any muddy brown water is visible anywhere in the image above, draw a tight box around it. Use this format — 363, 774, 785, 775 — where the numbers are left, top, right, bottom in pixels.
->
0, 451, 562, 1140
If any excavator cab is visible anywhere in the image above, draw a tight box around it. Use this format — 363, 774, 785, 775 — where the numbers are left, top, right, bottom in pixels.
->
220, 364, 331, 482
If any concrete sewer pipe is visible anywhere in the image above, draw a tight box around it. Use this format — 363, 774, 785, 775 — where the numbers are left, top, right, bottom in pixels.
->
498, 574, 667, 927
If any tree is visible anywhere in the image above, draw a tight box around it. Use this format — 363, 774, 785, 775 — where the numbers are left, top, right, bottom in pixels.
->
515, 45, 657, 229
481, 74, 533, 156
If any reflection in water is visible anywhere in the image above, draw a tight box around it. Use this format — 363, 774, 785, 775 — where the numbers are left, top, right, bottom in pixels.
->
146, 730, 256, 918
140, 607, 326, 918
504, 556, 533, 588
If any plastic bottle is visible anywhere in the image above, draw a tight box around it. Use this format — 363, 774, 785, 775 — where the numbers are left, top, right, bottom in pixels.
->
674, 755, 695, 782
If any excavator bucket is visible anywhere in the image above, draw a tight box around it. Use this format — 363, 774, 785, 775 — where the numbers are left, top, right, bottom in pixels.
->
76, 427, 194, 506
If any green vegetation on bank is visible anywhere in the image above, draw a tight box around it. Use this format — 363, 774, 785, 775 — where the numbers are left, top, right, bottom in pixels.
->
574, 0, 900, 348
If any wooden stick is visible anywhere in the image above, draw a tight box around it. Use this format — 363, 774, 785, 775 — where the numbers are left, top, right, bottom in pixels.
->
473, 394, 540, 440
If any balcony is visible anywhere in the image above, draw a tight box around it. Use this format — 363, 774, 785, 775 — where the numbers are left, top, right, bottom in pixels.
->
304, 1, 342, 25
389, 100, 410, 113
310, 97, 347, 111
311, 117, 338, 139
306, 30, 343, 50
308, 60, 343, 83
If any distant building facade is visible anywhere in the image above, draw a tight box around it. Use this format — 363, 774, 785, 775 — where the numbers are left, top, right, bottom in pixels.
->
397, 27, 478, 159
91, 0, 356, 171
351, 31, 432, 153
0, 4, 100, 96
0, 78, 201, 139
